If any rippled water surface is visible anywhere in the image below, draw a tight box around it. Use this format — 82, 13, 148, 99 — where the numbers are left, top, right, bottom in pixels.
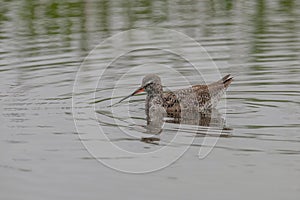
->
1, 1, 300, 199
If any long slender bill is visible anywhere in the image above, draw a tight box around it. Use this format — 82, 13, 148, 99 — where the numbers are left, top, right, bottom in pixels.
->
110, 87, 144, 107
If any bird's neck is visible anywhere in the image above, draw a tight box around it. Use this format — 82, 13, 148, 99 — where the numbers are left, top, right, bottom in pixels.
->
145, 84, 163, 113
145, 93, 163, 113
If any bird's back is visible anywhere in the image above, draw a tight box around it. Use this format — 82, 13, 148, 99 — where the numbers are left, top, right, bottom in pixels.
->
162, 74, 233, 113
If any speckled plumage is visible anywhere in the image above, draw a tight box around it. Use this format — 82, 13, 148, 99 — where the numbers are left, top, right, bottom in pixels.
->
118, 74, 233, 115
141, 74, 233, 114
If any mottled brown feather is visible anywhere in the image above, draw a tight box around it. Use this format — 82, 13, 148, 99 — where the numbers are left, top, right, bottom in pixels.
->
162, 75, 233, 113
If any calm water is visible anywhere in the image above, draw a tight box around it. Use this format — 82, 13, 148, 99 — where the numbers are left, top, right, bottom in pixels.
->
1, 0, 300, 199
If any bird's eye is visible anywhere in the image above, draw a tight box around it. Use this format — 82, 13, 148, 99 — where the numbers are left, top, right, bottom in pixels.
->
145, 82, 153, 87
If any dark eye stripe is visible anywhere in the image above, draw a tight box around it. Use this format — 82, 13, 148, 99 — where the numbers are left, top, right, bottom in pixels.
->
145, 82, 153, 87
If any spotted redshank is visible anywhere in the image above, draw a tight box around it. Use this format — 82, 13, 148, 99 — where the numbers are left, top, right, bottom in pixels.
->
118, 74, 233, 113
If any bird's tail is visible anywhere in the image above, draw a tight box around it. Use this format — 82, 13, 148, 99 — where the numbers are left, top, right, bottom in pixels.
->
218, 74, 233, 88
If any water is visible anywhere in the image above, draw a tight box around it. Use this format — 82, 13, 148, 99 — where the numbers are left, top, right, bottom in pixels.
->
1, 0, 300, 199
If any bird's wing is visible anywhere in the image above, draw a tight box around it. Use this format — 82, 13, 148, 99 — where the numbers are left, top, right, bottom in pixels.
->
162, 91, 180, 112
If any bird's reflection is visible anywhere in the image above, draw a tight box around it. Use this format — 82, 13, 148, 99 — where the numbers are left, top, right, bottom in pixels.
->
165, 109, 225, 127
141, 108, 230, 143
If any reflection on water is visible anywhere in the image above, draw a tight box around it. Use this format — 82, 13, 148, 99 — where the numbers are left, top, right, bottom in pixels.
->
165, 109, 226, 128
143, 108, 231, 144
1, 0, 300, 199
